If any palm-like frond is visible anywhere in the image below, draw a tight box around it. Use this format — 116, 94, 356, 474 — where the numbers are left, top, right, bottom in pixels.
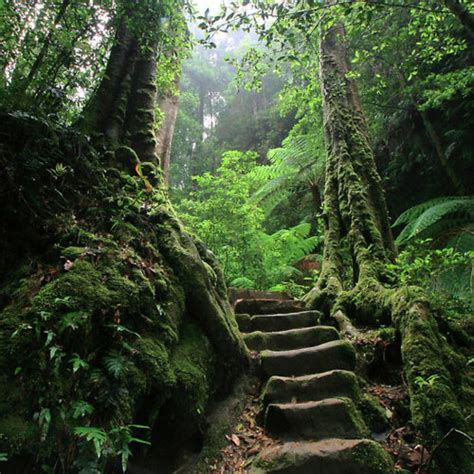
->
394, 196, 474, 245
252, 134, 325, 210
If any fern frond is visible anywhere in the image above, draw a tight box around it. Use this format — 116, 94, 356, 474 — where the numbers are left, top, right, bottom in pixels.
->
252, 133, 325, 211
394, 196, 474, 245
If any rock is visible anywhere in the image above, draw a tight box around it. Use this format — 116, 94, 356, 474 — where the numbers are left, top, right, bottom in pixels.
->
244, 326, 339, 352
260, 340, 356, 377
229, 289, 292, 305
236, 313, 252, 332
262, 370, 359, 405
250, 311, 321, 333
251, 438, 394, 473
234, 299, 306, 315
264, 398, 367, 439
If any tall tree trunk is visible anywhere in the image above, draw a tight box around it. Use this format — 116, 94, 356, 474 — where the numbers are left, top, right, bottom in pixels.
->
418, 108, 466, 195
398, 71, 466, 195
305, 22, 473, 473
156, 74, 181, 184
307, 21, 395, 311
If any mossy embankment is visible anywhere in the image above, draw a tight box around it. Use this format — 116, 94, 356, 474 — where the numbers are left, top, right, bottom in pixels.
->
0, 112, 248, 470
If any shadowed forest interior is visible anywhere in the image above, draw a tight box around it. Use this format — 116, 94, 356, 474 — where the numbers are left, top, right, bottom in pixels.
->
0, 1, 473, 473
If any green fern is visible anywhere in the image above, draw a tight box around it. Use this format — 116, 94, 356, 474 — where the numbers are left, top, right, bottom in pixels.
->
394, 196, 474, 245
392, 196, 474, 306
252, 134, 325, 212
103, 351, 130, 379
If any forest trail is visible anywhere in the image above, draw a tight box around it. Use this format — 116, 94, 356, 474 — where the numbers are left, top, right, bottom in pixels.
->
233, 294, 392, 474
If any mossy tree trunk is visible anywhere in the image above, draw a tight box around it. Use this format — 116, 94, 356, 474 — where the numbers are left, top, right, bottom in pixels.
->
306, 22, 473, 473
80, 0, 249, 393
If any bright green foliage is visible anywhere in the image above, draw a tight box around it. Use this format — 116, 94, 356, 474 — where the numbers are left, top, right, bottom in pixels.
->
177, 150, 266, 286
387, 239, 473, 308
252, 133, 325, 214
394, 196, 474, 246
177, 150, 320, 290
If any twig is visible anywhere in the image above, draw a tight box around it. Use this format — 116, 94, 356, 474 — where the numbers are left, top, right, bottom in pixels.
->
425, 426, 473, 473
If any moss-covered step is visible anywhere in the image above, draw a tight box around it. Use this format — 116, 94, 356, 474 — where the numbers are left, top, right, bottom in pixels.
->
229, 289, 292, 305
236, 313, 252, 332
244, 326, 339, 352
234, 299, 306, 315
262, 369, 359, 405
251, 438, 394, 474
260, 340, 356, 377
264, 398, 367, 440
250, 310, 321, 332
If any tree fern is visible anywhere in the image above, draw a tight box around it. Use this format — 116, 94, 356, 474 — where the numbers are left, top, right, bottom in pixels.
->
394, 196, 474, 245
394, 198, 474, 306
252, 134, 325, 212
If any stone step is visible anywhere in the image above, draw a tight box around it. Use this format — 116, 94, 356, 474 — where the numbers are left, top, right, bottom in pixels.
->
234, 298, 306, 315
260, 340, 356, 377
244, 326, 339, 352
264, 398, 366, 440
250, 310, 321, 333
262, 370, 359, 405
229, 288, 292, 305
235, 313, 252, 332
251, 438, 394, 474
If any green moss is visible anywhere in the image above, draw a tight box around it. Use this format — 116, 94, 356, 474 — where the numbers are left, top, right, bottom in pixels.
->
391, 288, 474, 472
170, 321, 215, 417
134, 337, 176, 390
61, 247, 88, 260
339, 397, 369, 437
252, 451, 294, 471
203, 261, 217, 286
0, 415, 37, 456
352, 441, 393, 473
31, 260, 113, 314
357, 393, 390, 433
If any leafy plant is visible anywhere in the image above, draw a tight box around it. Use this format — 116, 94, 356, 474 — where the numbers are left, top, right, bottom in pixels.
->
252, 133, 325, 214
177, 151, 321, 289
74, 427, 108, 459
74, 424, 150, 472
103, 351, 131, 379
0, 453, 8, 462
415, 374, 441, 390
387, 239, 473, 308
393, 196, 474, 247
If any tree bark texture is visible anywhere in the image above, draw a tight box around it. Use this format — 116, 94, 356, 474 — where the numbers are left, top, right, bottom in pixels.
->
305, 22, 474, 473
156, 74, 181, 184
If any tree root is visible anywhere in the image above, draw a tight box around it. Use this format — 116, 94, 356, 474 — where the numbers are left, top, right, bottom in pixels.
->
307, 282, 474, 473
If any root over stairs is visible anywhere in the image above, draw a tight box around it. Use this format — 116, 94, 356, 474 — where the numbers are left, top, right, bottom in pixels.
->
234, 295, 393, 474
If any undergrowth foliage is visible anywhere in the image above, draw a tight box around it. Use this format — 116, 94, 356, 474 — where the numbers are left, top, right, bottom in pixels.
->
176, 150, 321, 291
0, 112, 243, 471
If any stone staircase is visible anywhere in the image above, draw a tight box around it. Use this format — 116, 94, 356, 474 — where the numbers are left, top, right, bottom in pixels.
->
234, 296, 393, 474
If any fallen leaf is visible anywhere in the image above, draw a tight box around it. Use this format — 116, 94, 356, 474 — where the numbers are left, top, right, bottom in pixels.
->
231, 434, 240, 446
